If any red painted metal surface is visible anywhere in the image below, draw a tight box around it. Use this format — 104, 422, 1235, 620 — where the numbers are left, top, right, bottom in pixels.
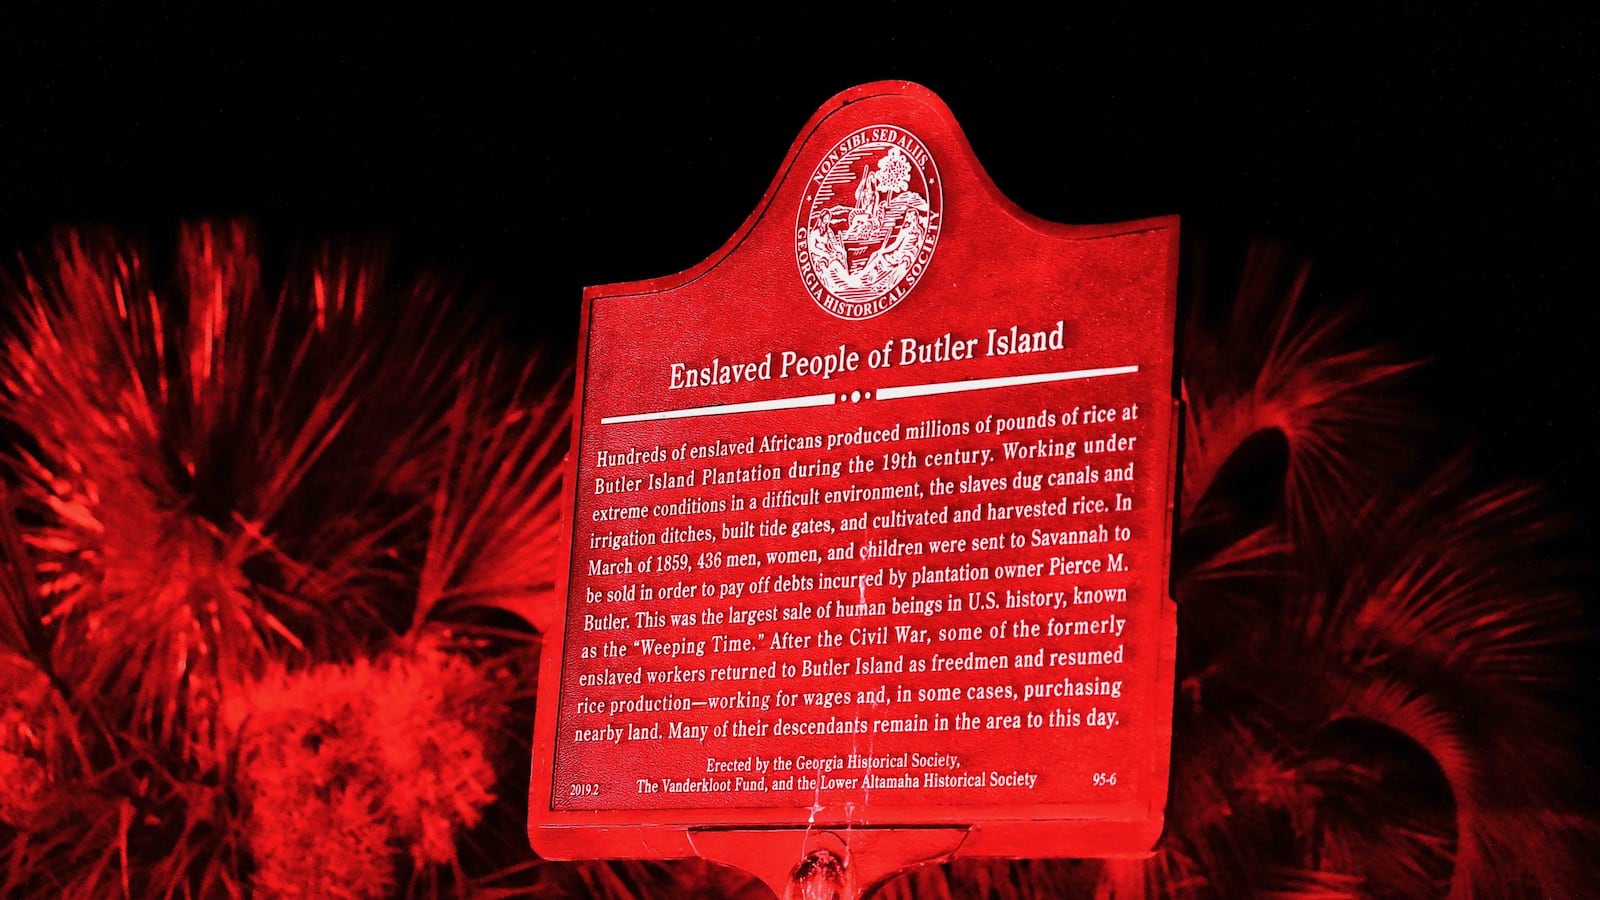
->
529, 82, 1179, 886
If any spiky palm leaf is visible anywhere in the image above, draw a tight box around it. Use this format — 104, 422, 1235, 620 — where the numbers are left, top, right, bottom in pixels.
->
1093, 251, 1590, 899
1, 224, 480, 741
413, 360, 571, 632
0, 223, 563, 897
1179, 245, 1422, 545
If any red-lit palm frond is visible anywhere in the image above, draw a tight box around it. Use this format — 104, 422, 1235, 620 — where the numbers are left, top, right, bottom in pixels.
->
1139, 465, 1589, 898
413, 361, 572, 633
1, 481, 254, 898
0, 224, 490, 746
1095, 250, 1593, 898
1180, 243, 1420, 554
0, 223, 560, 896
1307, 462, 1590, 897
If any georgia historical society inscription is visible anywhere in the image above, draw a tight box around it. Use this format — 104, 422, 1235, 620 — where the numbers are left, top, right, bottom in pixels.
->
530, 82, 1179, 864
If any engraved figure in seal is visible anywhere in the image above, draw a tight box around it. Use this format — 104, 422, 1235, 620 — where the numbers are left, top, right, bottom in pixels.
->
796, 126, 942, 319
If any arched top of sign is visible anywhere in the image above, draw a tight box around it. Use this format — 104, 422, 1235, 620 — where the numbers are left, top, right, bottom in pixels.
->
586, 81, 1176, 313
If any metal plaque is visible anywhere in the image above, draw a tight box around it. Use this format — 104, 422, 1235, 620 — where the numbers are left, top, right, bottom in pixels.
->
529, 81, 1179, 891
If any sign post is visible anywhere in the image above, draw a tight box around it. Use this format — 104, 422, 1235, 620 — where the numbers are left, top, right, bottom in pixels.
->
529, 82, 1180, 898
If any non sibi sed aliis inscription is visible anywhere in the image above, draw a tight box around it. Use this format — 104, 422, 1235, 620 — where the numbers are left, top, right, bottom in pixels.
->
529, 82, 1180, 895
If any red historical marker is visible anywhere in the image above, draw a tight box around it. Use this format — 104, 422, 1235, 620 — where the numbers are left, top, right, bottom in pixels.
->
529, 82, 1180, 897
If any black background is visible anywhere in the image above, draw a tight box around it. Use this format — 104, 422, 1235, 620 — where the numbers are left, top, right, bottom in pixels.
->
4, 6, 1595, 748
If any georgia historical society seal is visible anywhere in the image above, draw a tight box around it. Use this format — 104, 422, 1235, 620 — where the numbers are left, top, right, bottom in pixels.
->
796, 126, 942, 320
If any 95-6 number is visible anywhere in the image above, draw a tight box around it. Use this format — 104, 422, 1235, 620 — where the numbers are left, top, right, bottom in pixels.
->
1092, 772, 1118, 786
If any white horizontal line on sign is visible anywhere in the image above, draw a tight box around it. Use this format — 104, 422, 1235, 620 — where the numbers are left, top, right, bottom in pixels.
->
600, 365, 1139, 424
601, 392, 837, 424
876, 365, 1140, 400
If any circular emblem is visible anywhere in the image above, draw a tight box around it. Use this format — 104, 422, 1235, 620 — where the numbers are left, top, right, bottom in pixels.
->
796, 126, 942, 319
